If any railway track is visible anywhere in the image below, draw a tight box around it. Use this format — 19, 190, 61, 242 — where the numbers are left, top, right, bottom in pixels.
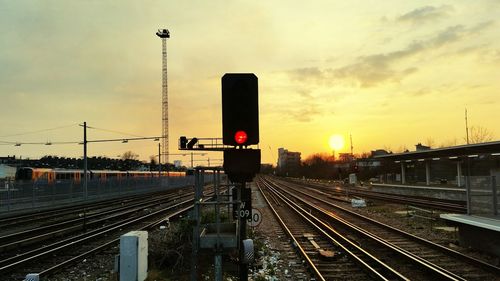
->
259, 176, 500, 280
286, 177, 467, 213
1, 200, 192, 280
0, 188, 185, 232
0, 186, 216, 280
258, 180, 399, 280
0, 189, 193, 256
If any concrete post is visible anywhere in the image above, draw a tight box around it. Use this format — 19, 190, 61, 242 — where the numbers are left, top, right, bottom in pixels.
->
457, 162, 463, 187
425, 161, 430, 186
215, 255, 222, 280
400, 162, 406, 185
120, 231, 148, 281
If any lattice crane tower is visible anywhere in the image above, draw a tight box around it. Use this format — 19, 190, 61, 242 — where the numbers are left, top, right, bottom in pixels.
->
156, 29, 170, 163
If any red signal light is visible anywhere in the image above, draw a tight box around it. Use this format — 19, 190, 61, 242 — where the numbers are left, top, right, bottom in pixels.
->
234, 131, 248, 144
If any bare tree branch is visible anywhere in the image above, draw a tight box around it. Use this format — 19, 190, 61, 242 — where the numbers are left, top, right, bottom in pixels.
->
468, 126, 494, 144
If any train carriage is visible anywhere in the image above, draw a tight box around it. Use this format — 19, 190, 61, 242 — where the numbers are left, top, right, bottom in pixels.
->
15, 167, 187, 184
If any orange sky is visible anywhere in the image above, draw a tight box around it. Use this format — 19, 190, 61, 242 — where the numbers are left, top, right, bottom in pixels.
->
1, 1, 499, 165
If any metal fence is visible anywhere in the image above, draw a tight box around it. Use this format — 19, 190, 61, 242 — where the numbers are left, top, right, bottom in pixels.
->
466, 176, 499, 217
0, 174, 216, 214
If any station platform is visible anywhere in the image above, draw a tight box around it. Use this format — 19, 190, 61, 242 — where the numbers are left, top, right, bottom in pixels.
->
370, 183, 465, 201
440, 213, 500, 257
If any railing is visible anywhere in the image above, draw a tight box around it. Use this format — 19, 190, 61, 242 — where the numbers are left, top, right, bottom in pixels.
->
0, 174, 220, 214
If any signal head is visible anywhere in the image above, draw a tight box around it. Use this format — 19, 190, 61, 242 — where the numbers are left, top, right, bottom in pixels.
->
221, 73, 259, 146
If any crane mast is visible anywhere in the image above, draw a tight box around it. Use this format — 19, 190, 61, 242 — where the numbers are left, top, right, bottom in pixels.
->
156, 29, 170, 164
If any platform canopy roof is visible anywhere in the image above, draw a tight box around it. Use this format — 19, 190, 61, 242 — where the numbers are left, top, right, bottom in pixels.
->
374, 140, 500, 161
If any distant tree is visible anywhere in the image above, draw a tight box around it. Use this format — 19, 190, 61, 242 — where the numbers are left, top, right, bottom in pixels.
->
359, 152, 371, 159
439, 138, 459, 148
394, 145, 409, 153
468, 126, 494, 144
149, 155, 157, 171
424, 137, 435, 148
383, 145, 393, 153
149, 155, 157, 165
353, 152, 370, 159
303, 153, 334, 165
121, 151, 139, 160
260, 164, 274, 174
301, 153, 335, 179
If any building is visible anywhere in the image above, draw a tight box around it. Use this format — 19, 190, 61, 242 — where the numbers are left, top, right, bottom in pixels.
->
277, 148, 301, 176
371, 149, 390, 157
374, 140, 500, 257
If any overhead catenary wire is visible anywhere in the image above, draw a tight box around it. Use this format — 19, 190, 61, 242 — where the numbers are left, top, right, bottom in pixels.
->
1, 122, 162, 146
0, 140, 80, 145
0, 123, 79, 138
87, 126, 147, 138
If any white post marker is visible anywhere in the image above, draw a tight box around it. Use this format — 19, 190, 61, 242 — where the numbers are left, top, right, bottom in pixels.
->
247, 208, 263, 227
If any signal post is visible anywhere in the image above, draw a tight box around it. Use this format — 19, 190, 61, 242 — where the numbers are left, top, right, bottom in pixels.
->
180, 73, 260, 281
222, 73, 260, 281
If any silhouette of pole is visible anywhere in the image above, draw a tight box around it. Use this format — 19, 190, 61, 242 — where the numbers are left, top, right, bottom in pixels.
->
158, 143, 161, 177
156, 29, 170, 164
80, 122, 88, 200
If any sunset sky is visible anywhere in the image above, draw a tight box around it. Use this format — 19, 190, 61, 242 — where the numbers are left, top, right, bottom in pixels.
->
1, 1, 499, 165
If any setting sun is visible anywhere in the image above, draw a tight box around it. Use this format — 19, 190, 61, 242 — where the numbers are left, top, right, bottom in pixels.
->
329, 135, 345, 151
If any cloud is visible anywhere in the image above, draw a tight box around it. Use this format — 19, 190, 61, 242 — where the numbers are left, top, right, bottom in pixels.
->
495, 50, 500, 62
469, 20, 495, 33
263, 81, 325, 122
397, 5, 454, 24
287, 67, 326, 82
297, 89, 313, 98
286, 22, 494, 88
287, 103, 322, 122
430, 25, 466, 47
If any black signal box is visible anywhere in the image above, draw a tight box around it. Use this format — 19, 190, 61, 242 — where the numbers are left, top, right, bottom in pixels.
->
223, 149, 261, 182
222, 73, 259, 146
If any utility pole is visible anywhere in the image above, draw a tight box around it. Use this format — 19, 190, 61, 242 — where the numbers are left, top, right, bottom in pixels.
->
158, 143, 161, 177
156, 29, 170, 164
80, 122, 88, 200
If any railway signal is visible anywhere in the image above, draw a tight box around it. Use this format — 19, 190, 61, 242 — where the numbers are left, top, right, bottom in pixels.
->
222, 73, 259, 146
221, 73, 261, 183
178, 73, 260, 281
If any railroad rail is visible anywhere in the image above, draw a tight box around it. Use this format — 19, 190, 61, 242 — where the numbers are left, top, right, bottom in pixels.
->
0, 189, 193, 255
0, 189, 182, 230
286, 177, 467, 213
258, 180, 405, 280
259, 176, 500, 280
0, 186, 218, 280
